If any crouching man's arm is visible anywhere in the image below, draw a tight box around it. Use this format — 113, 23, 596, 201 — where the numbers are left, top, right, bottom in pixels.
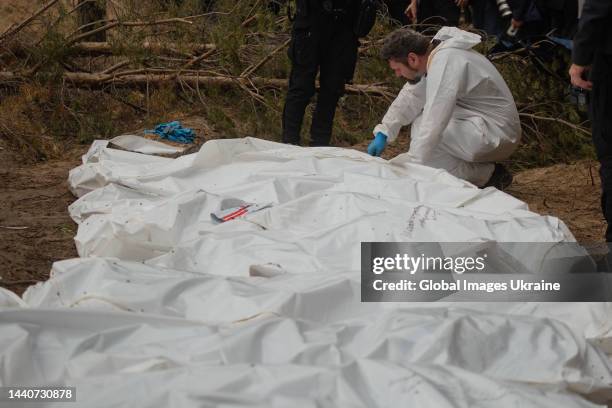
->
405, 52, 464, 164
372, 78, 427, 144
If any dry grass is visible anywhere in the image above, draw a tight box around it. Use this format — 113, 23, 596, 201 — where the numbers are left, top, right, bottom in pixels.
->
0, 0, 37, 32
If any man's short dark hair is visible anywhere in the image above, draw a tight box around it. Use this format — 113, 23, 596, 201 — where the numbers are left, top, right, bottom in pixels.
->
380, 28, 432, 61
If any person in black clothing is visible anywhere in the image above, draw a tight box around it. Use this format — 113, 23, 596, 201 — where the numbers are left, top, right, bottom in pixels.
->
382, 0, 411, 25
471, 0, 544, 39
569, 0, 612, 241
281, 0, 361, 146
404, 0, 464, 27
538, 0, 579, 39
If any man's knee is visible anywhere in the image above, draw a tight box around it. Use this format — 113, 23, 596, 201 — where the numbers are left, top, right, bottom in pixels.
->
287, 75, 316, 102
317, 80, 345, 106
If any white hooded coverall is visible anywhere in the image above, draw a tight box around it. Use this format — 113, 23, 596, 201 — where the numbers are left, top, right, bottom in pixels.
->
374, 27, 521, 187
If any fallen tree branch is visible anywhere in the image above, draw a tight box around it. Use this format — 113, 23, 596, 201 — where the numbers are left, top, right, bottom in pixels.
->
180, 46, 218, 71
518, 112, 591, 137
240, 38, 291, 78
69, 41, 216, 57
242, 0, 263, 26
0, 71, 23, 83
101, 60, 130, 75
68, 17, 194, 45
241, 14, 259, 28
5, 35, 356, 61
49, 0, 91, 31
0, 71, 394, 98
0, 0, 60, 42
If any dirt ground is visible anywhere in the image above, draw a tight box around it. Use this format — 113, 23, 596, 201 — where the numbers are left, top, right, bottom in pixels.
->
0, 132, 606, 297
507, 161, 606, 241
0, 140, 82, 297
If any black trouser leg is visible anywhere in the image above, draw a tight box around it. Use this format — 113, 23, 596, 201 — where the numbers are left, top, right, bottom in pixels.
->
309, 63, 344, 146
309, 27, 358, 147
282, 28, 318, 145
470, 0, 503, 36
282, 65, 317, 144
590, 54, 612, 241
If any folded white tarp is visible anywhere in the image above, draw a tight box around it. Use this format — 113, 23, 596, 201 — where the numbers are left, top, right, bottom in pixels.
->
1, 137, 611, 408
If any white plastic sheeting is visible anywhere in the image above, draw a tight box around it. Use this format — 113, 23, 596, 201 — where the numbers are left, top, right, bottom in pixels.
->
110, 134, 186, 155
2, 136, 612, 408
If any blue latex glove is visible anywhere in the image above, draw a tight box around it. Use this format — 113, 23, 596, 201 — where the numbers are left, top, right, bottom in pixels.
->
367, 132, 387, 156
145, 121, 195, 144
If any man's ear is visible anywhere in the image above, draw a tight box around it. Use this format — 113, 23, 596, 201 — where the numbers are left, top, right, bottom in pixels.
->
407, 53, 418, 67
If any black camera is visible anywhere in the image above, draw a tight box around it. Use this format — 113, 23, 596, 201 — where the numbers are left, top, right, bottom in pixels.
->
568, 85, 589, 112
496, 0, 513, 19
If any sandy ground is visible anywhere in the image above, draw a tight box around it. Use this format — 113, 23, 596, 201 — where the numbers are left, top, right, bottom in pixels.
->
0, 132, 606, 297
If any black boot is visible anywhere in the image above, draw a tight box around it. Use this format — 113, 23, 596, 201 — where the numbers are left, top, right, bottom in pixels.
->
483, 163, 513, 190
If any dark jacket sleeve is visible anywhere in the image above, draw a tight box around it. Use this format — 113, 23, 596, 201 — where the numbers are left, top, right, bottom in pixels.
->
509, 0, 533, 22
572, 0, 612, 65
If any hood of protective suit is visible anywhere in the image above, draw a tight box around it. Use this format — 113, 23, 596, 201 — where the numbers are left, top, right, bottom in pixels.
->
432, 27, 481, 51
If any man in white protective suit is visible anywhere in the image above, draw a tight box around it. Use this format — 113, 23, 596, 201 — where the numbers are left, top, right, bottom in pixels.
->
367, 26, 521, 189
